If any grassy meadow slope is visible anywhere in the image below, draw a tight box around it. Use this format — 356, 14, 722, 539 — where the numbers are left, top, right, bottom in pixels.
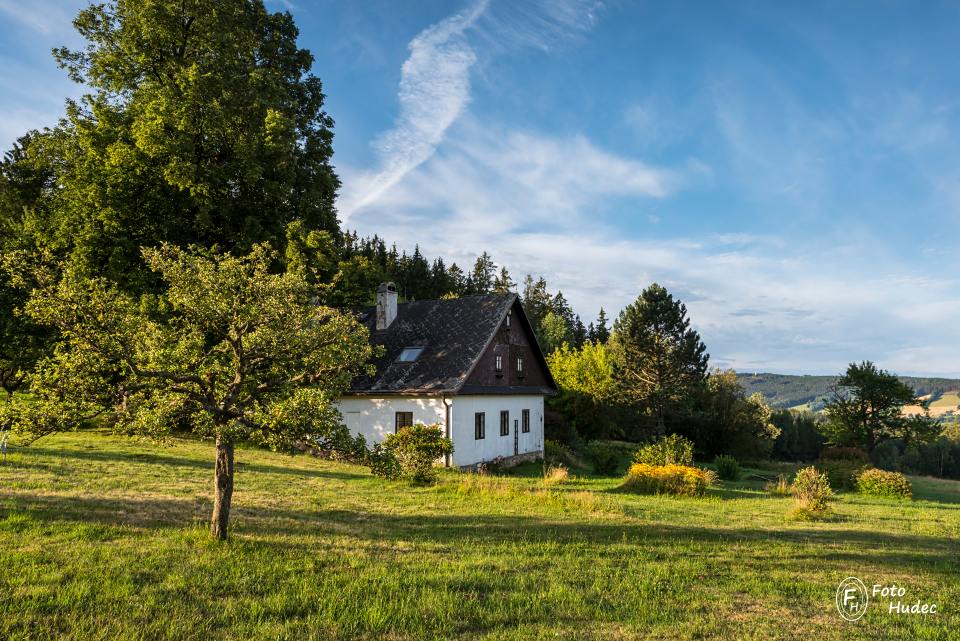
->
1, 432, 958, 640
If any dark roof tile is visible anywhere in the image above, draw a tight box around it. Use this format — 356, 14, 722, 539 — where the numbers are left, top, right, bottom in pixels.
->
349, 294, 516, 394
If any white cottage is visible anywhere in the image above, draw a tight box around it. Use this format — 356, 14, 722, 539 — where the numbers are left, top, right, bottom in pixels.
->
338, 283, 557, 468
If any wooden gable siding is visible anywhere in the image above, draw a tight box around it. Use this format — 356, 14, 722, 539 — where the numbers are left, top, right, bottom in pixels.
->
462, 299, 553, 391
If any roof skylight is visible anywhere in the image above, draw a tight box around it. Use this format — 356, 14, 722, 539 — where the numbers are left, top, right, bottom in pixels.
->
397, 347, 425, 363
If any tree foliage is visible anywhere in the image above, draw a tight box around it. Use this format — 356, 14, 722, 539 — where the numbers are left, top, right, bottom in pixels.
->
821, 361, 926, 450
611, 283, 709, 432
28, 0, 341, 290
546, 341, 615, 440
7, 244, 372, 539
697, 370, 779, 459
771, 409, 824, 461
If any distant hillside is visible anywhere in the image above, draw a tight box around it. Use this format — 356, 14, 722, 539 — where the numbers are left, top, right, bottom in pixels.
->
737, 372, 960, 415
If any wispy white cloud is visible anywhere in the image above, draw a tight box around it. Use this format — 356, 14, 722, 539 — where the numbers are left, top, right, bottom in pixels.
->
339, 0, 490, 216
339, 0, 604, 219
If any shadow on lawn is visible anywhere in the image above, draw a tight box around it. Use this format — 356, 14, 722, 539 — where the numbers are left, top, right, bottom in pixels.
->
13, 446, 366, 481
3, 491, 958, 576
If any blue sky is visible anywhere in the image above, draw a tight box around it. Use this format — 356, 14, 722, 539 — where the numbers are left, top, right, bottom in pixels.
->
2, 0, 960, 376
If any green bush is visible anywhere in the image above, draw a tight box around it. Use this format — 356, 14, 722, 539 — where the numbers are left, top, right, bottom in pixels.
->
623, 463, 712, 497
545, 439, 580, 469
817, 459, 866, 491
790, 466, 832, 517
856, 468, 912, 500
382, 423, 453, 483
634, 434, 694, 467
585, 441, 620, 476
713, 454, 741, 481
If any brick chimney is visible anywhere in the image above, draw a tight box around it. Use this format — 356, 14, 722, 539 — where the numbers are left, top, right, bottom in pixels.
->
376, 282, 398, 330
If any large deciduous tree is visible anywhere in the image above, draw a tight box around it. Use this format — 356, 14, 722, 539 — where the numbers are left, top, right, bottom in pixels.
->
821, 361, 929, 451
611, 283, 709, 433
8, 244, 372, 539
33, 0, 341, 290
0, 133, 53, 401
546, 341, 615, 440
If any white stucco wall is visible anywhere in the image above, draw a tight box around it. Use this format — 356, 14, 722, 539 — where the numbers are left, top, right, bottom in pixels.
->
335, 396, 447, 444
448, 395, 544, 467
336, 394, 544, 467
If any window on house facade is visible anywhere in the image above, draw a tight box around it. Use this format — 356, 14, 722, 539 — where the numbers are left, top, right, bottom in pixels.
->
474, 412, 485, 440
522, 409, 530, 433
516, 355, 525, 377
500, 410, 509, 436
495, 354, 503, 374
397, 347, 424, 362
395, 411, 413, 432
505, 311, 511, 328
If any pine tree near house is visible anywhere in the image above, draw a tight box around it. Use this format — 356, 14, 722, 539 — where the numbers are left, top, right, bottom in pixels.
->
468, 252, 496, 295
592, 308, 610, 343
611, 283, 709, 434
521, 275, 552, 331
493, 266, 516, 293
446, 263, 466, 297
572, 316, 588, 348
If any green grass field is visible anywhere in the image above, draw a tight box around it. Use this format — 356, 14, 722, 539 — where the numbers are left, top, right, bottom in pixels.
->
1, 432, 958, 640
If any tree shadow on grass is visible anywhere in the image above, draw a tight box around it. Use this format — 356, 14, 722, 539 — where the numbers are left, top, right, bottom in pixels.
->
11, 446, 367, 481
2, 491, 958, 577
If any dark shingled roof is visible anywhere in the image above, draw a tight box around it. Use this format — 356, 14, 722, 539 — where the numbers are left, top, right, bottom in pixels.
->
348, 293, 520, 395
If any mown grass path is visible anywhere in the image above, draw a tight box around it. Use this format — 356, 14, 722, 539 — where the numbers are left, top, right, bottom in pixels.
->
1, 431, 957, 640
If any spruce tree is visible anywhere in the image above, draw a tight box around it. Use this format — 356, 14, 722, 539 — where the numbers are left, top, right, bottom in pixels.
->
469, 252, 496, 294
493, 266, 516, 293
593, 308, 610, 343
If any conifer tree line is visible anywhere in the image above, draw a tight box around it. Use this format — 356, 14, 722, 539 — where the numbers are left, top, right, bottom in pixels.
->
337, 233, 610, 350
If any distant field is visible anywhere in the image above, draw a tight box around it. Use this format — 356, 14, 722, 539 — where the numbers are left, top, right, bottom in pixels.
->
1, 431, 958, 640
904, 391, 960, 418
930, 392, 960, 411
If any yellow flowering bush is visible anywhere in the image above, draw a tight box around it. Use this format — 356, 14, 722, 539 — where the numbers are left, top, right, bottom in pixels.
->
622, 463, 712, 497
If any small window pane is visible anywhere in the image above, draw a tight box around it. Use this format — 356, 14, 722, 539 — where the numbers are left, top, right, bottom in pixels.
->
500, 410, 509, 436
495, 354, 503, 372
517, 356, 524, 376
397, 347, 424, 362
522, 409, 530, 433
474, 412, 485, 440
395, 411, 413, 432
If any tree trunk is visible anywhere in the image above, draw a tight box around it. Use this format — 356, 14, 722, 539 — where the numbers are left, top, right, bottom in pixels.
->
211, 437, 234, 540
655, 402, 666, 435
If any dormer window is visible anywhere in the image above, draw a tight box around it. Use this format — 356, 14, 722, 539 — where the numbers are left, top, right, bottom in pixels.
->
397, 347, 424, 362
495, 354, 503, 374
517, 355, 524, 377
